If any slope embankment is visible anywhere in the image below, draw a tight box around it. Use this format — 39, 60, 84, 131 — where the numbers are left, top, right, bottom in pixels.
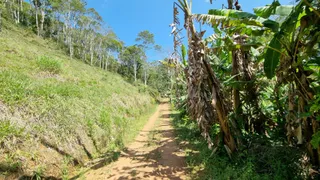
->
0, 23, 155, 179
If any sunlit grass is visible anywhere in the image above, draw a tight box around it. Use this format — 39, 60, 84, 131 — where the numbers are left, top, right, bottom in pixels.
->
0, 20, 156, 177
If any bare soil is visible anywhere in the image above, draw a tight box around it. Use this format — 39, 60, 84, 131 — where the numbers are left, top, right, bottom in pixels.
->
83, 103, 186, 180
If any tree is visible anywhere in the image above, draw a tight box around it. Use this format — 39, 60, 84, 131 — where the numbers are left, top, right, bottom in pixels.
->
31, 0, 40, 35
119, 45, 145, 82
135, 30, 155, 49
57, 0, 85, 58
102, 30, 122, 70
135, 30, 162, 85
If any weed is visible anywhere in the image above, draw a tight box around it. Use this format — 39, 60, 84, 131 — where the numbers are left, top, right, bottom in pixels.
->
0, 121, 23, 143
61, 156, 72, 180
0, 154, 22, 172
33, 165, 45, 180
36, 56, 62, 74
0, 71, 30, 105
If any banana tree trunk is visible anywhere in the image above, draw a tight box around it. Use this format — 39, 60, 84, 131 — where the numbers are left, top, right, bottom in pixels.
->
232, 50, 242, 127
296, 71, 320, 165
182, 1, 238, 153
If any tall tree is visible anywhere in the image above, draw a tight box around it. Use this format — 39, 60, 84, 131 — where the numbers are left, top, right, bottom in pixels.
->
135, 30, 161, 85
119, 45, 145, 82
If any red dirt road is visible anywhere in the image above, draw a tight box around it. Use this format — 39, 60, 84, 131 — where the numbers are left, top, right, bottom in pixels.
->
83, 103, 186, 180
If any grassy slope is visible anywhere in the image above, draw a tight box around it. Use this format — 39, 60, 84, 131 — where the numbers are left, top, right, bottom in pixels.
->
0, 22, 156, 178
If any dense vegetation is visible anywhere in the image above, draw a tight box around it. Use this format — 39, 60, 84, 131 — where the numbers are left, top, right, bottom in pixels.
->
1, 0, 320, 179
168, 0, 320, 178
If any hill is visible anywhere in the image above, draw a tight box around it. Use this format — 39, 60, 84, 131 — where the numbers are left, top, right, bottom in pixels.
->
0, 22, 155, 179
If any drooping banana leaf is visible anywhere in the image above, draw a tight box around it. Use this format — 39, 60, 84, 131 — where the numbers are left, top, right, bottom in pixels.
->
264, 33, 282, 79
254, 0, 281, 18
254, 3, 294, 19
263, 0, 305, 78
195, 9, 279, 32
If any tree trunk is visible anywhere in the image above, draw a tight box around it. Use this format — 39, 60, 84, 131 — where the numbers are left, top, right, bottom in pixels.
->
101, 54, 105, 70
67, 9, 72, 58
98, 40, 102, 68
82, 34, 87, 62
134, 59, 137, 82
13, 7, 18, 23
90, 38, 93, 65
34, 0, 39, 36
184, 7, 237, 153
105, 56, 108, 71
0, 8, 2, 32
144, 70, 147, 86
40, 2, 45, 34
296, 71, 320, 165
17, 1, 20, 24
227, 0, 233, 9
19, 0, 23, 23
105, 51, 110, 71
20, 0, 23, 12
232, 50, 242, 127
69, 35, 73, 59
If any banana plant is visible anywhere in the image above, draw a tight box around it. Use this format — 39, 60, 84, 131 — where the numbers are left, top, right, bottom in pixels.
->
176, 0, 240, 155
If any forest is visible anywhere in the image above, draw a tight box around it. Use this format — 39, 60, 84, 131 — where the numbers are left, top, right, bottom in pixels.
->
0, 0, 320, 179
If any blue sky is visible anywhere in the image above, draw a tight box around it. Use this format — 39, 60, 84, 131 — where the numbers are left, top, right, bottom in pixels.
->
86, 0, 292, 61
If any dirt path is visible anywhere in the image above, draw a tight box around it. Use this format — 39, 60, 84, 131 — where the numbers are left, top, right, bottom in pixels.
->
83, 103, 186, 180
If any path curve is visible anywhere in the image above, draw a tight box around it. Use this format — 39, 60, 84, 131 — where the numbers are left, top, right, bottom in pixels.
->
83, 103, 186, 180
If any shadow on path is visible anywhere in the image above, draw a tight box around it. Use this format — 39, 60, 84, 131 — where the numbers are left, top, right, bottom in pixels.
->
82, 103, 186, 180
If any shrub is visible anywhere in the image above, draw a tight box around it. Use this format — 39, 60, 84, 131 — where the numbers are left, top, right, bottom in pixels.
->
36, 56, 62, 74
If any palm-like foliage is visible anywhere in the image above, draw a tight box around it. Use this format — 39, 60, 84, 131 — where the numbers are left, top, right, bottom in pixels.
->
195, 9, 279, 32
175, 0, 320, 169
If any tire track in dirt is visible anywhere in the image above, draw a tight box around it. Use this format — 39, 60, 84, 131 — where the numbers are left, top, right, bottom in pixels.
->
82, 102, 186, 180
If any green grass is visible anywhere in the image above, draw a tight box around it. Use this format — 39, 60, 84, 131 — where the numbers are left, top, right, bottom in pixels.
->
0, 20, 156, 177
36, 56, 62, 74
0, 154, 22, 173
172, 111, 307, 180
0, 71, 30, 105
0, 121, 23, 143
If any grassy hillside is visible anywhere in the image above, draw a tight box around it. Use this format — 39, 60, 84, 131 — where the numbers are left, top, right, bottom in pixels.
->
0, 22, 156, 179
